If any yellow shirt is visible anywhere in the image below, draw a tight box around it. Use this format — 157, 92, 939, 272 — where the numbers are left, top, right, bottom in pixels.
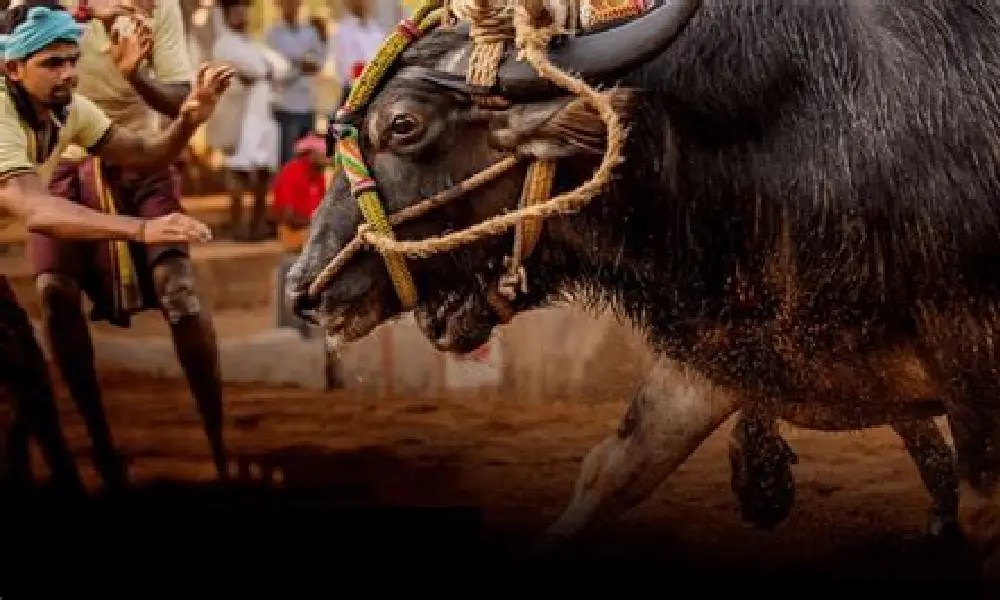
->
0, 77, 112, 186
63, 0, 192, 159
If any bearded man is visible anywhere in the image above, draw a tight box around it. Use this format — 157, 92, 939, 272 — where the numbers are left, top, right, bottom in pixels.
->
20, 0, 234, 491
0, 1, 231, 494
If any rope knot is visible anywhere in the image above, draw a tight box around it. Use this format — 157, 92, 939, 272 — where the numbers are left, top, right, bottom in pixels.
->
465, 0, 516, 43
469, 17, 515, 44
447, 0, 516, 85
514, 0, 558, 54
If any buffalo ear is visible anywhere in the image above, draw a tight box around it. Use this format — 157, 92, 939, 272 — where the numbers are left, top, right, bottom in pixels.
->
488, 87, 640, 160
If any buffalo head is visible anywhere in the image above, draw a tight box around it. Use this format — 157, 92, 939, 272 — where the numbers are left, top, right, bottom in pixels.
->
286, 0, 698, 353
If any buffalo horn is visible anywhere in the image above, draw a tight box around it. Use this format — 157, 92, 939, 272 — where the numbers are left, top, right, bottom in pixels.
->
483, 0, 701, 97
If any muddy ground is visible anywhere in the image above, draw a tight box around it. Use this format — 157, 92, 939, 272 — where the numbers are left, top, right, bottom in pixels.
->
1, 370, 989, 588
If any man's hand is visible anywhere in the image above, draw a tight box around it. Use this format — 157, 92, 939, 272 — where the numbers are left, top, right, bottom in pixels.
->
138, 213, 213, 244
179, 63, 236, 126
87, 3, 134, 29
105, 19, 153, 78
95, 63, 234, 170
87, 2, 150, 31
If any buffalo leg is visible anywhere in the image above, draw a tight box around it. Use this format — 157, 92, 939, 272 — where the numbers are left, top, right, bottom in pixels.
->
728, 408, 798, 530
918, 304, 1000, 585
945, 403, 1000, 584
535, 358, 740, 551
890, 418, 961, 540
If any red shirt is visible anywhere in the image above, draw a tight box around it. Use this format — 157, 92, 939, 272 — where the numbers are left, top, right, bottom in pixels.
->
271, 156, 326, 221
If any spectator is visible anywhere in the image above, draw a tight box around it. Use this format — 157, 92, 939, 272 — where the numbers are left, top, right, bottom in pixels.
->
265, 0, 326, 165
329, 0, 385, 102
271, 132, 327, 338
209, 0, 287, 241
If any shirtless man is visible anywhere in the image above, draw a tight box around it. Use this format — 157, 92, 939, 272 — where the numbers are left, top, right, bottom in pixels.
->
0, 0, 232, 494
24, 0, 230, 490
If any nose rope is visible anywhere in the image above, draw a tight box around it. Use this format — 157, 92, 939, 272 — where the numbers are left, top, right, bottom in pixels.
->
312, 0, 627, 319
307, 153, 523, 299
317, 1, 447, 310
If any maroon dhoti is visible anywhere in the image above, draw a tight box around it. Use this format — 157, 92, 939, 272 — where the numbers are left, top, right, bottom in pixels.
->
28, 158, 188, 328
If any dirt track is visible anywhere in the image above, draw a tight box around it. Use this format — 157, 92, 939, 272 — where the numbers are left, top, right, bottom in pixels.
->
4, 369, 986, 584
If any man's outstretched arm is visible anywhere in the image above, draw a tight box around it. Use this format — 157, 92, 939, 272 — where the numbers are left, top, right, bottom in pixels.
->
0, 172, 209, 243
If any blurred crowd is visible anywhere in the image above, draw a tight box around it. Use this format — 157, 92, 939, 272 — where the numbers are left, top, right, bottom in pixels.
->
195, 0, 388, 337
201, 0, 386, 246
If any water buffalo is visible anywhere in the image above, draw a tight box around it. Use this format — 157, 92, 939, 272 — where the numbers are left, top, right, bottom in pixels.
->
287, 0, 1000, 578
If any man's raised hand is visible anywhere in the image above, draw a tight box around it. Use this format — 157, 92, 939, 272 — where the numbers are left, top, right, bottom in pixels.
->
179, 63, 236, 126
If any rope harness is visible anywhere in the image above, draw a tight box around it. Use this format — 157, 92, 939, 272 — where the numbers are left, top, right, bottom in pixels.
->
309, 0, 630, 323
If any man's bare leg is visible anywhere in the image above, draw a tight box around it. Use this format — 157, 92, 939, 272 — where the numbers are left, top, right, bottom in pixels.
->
1, 405, 30, 489
3, 277, 84, 495
225, 169, 248, 240
248, 167, 271, 241
152, 253, 228, 480
36, 273, 127, 490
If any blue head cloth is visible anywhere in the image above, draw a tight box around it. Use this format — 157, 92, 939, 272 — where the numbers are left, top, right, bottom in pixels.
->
0, 6, 84, 61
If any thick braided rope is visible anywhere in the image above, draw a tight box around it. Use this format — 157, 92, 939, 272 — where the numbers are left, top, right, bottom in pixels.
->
308, 155, 523, 299
330, 0, 445, 309
337, 1, 443, 120
358, 3, 627, 259
334, 126, 419, 308
450, 0, 515, 86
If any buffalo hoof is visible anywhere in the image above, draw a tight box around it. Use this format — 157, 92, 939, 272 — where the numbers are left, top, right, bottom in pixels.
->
729, 427, 799, 531
737, 484, 796, 530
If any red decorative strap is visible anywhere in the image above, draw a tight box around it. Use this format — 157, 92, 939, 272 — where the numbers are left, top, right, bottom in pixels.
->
396, 18, 419, 41
350, 61, 365, 80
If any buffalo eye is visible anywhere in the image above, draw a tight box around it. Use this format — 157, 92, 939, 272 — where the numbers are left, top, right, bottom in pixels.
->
390, 113, 422, 141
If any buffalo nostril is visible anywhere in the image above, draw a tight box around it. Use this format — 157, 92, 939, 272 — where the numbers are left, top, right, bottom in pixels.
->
290, 290, 320, 325
415, 309, 446, 341
429, 318, 446, 341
